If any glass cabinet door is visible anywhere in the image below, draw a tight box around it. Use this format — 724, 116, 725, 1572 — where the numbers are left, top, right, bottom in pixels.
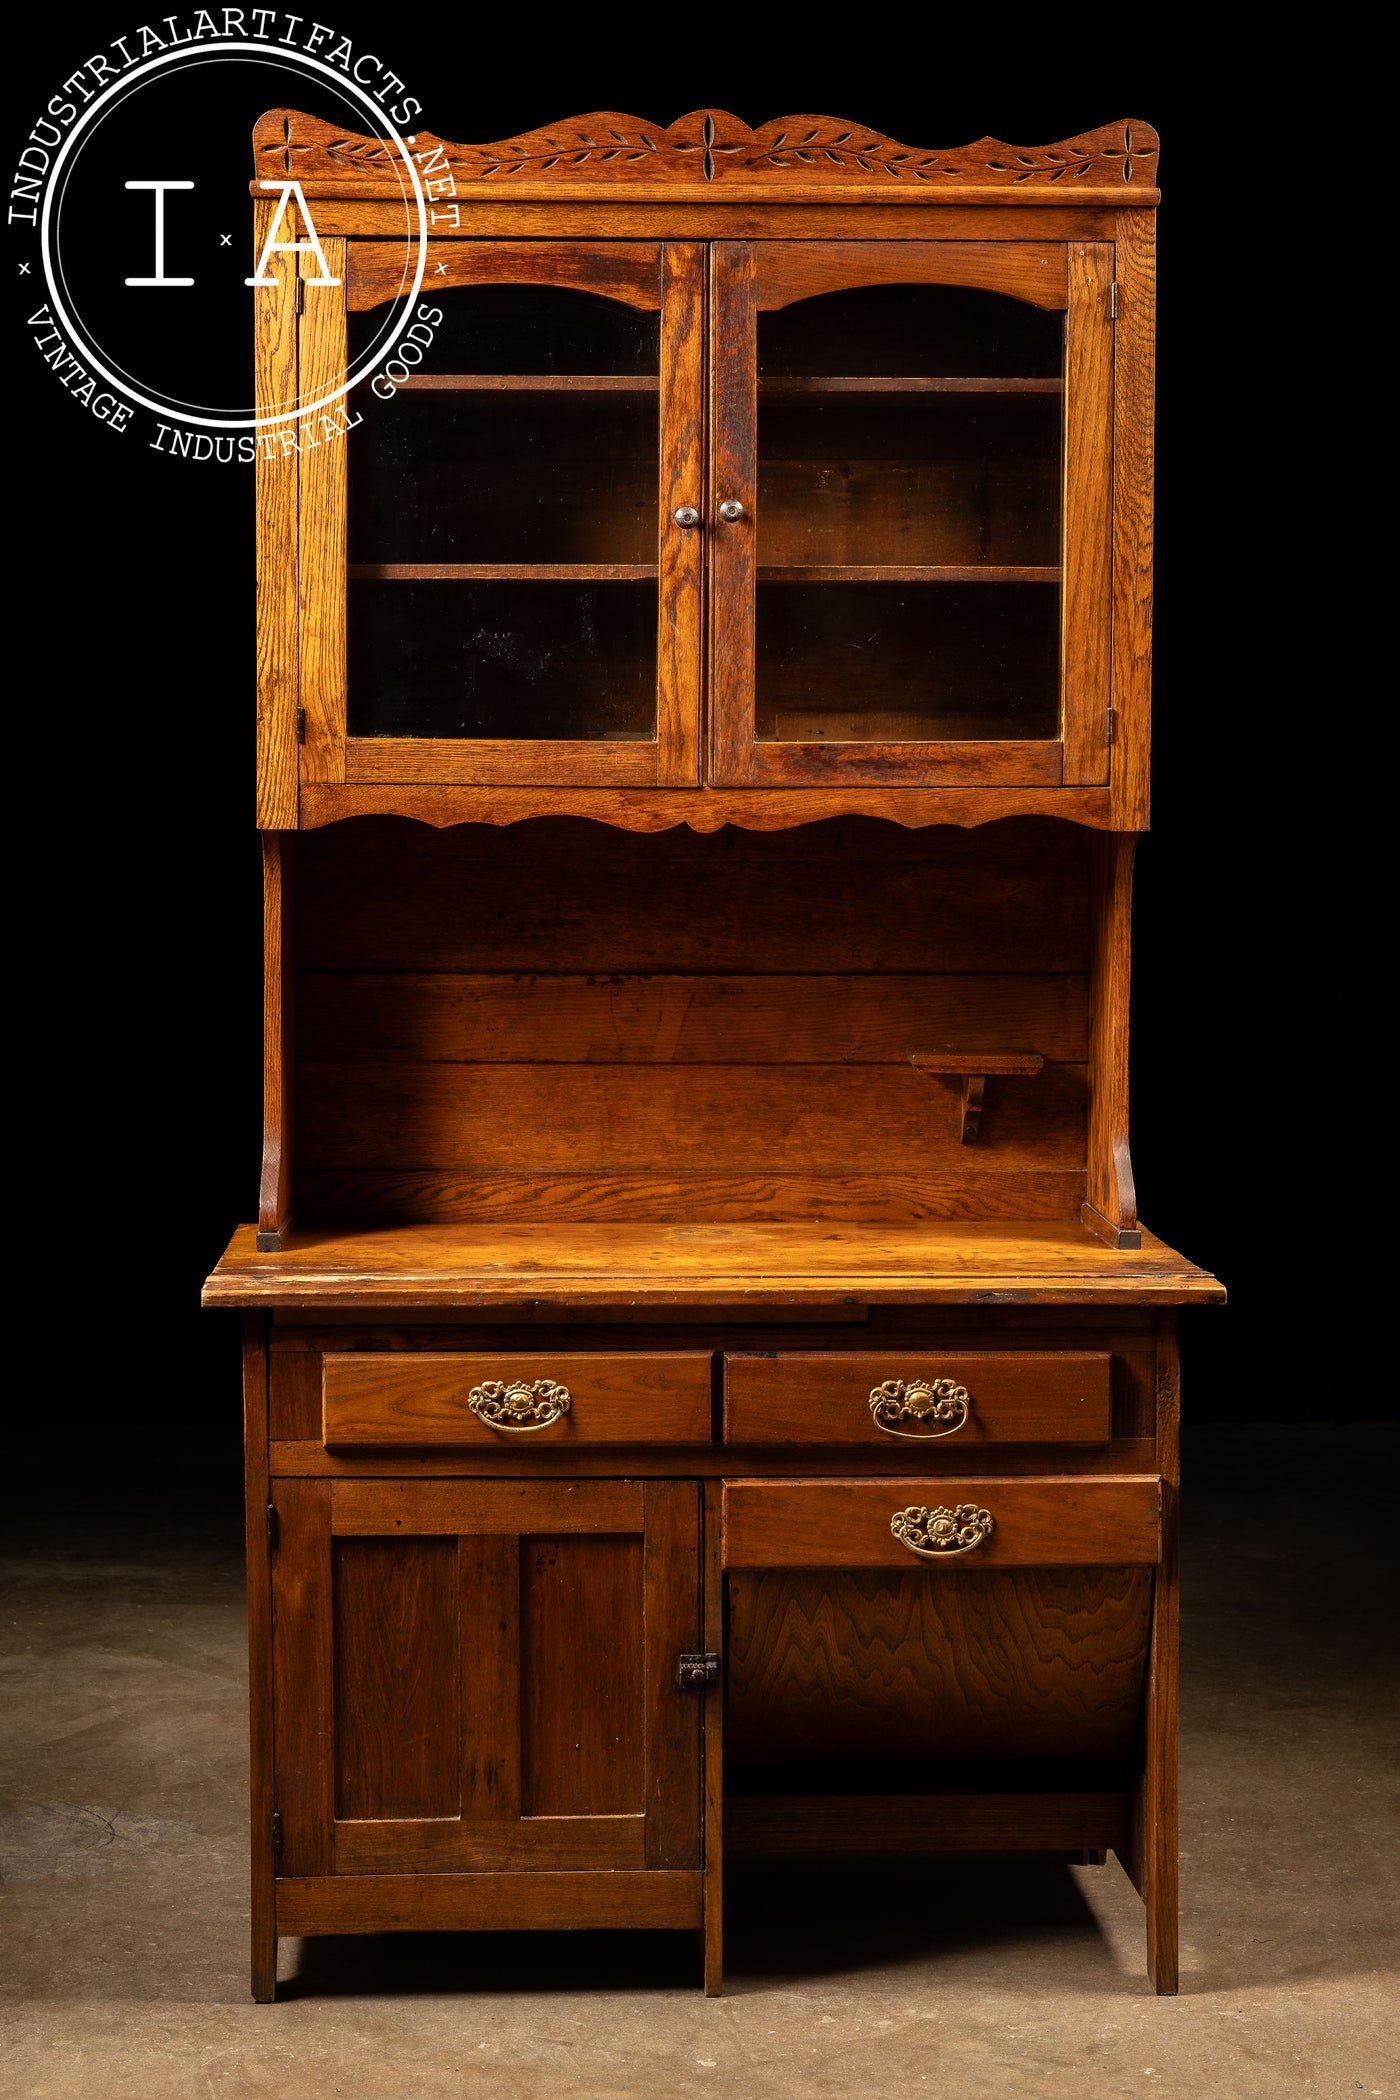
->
301, 241, 703, 787
710, 241, 1113, 787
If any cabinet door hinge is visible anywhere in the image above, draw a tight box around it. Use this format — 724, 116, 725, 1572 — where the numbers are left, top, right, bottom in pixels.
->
1108, 281, 1118, 320
677, 1652, 721, 1691
293, 275, 305, 315
294, 706, 306, 744
271, 1809, 283, 1858
266, 1501, 279, 1552
1105, 706, 1117, 745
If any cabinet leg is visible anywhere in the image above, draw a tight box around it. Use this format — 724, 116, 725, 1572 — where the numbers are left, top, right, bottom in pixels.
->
252, 1925, 277, 2004
702, 1480, 723, 1997
703, 1874, 723, 1997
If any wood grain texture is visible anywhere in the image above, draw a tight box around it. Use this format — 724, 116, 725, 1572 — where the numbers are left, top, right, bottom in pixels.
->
322, 1351, 712, 1448
756, 240, 1067, 311
702, 1478, 723, 1993
723, 1350, 1112, 1446
343, 740, 660, 787
269, 1479, 333, 1874
293, 817, 1091, 973
274, 1439, 1159, 1483
709, 241, 757, 784
294, 1169, 1087, 1227
726, 1565, 1150, 1759
347, 239, 663, 312
303, 202, 1121, 241
1061, 243, 1114, 783
295, 1058, 1088, 1176
732, 742, 1063, 789
275, 1871, 702, 1934
296, 245, 346, 784
520, 1532, 646, 1815
241, 1316, 276, 2002
206, 1218, 1226, 1310
643, 1482, 703, 1868
1083, 834, 1140, 1246
258, 835, 293, 1248
331, 1478, 644, 1535
295, 972, 1089, 1066
725, 1792, 1128, 1853
658, 244, 705, 784
253, 109, 1159, 199
460, 1535, 520, 1821
253, 200, 298, 828
723, 1474, 1162, 1569
298, 784, 1119, 830
1110, 209, 1156, 827
334, 1815, 642, 1873
332, 1536, 460, 1819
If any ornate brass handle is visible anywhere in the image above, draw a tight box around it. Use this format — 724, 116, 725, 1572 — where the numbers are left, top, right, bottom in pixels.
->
869, 1377, 971, 1440
467, 1378, 572, 1433
890, 1503, 994, 1558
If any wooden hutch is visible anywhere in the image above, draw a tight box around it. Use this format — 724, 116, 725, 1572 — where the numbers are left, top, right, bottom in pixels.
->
204, 105, 1221, 2000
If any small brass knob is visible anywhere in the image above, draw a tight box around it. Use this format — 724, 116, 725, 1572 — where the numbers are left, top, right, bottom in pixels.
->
673, 505, 700, 528
717, 499, 745, 522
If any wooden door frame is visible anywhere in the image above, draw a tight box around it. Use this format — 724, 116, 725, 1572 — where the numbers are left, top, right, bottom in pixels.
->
709, 238, 1113, 789
289, 239, 705, 793
269, 1475, 702, 1880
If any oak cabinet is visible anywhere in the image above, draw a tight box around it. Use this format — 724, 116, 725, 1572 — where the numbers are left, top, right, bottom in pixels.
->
211, 103, 1218, 2004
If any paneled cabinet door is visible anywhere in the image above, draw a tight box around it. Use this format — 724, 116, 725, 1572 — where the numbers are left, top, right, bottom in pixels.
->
294, 240, 705, 790
709, 240, 1114, 789
270, 1479, 702, 1877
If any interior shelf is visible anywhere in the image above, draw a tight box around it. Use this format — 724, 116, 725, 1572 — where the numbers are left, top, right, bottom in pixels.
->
760, 376, 1063, 395
390, 376, 1063, 396
757, 565, 1061, 584
348, 563, 658, 582
204, 1220, 1225, 1311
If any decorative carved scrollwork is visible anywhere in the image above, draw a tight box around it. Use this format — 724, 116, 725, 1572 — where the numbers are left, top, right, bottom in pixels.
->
868, 1377, 971, 1439
890, 1503, 994, 1558
252, 109, 1159, 193
467, 1378, 572, 1432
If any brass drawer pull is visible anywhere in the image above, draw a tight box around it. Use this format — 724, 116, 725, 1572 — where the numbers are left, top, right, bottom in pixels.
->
890, 1503, 994, 1558
869, 1377, 971, 1439
467, 1378, 572, 1433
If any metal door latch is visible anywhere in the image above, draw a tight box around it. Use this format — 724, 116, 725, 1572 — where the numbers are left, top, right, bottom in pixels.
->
677, 1652, 721, 1691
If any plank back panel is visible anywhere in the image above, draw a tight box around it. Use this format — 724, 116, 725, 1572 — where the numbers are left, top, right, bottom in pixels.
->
292, 817, 1089, 1223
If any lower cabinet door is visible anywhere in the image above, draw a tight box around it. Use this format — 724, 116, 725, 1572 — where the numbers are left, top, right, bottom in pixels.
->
271, 1478, 702, 1878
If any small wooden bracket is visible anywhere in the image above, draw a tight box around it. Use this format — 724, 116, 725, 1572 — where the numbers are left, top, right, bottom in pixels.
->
909, 1049, 1045, 1144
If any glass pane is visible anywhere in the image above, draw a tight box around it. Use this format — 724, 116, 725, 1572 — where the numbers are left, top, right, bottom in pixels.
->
347, 284, 660, 742
756, 283, 1063, 743
349, 582, 656, 740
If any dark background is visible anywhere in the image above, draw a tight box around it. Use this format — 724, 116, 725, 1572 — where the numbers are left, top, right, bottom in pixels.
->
11, 19, 1373, 1425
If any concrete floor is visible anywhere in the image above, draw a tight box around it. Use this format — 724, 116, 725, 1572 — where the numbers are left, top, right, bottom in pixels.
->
1, 1424, 1396, 2100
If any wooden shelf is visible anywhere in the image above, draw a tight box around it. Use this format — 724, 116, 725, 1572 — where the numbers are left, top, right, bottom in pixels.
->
760, 377, 1062, 395
204, 1220, 1224, 1311
348, 564, 658, 582
396, 374, 659, 391
757, 566, 1061, 584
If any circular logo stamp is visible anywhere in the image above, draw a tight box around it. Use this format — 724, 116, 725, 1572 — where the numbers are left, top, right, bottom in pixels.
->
11, 16, 429, 454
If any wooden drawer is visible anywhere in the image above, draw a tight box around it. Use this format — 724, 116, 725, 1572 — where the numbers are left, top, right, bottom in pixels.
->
724, 1352, 1112, 1447
723, 1476, 1161, 1568
321, 1352, 712, 1449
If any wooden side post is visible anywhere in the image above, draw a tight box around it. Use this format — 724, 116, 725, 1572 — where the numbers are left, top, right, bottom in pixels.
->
257, 833, 293, 1249
702, 1476, 724, 1995
242, 1313, 277, 2001
253, 197, 300, 828
1083, 832, 1141, 1248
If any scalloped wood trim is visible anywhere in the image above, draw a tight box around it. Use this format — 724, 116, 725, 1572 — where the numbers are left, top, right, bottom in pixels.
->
252, 110, 1159, 199
297, 785, 1116, 832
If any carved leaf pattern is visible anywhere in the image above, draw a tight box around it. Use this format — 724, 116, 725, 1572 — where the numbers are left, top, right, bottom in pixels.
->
251, 109, 1159, 189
